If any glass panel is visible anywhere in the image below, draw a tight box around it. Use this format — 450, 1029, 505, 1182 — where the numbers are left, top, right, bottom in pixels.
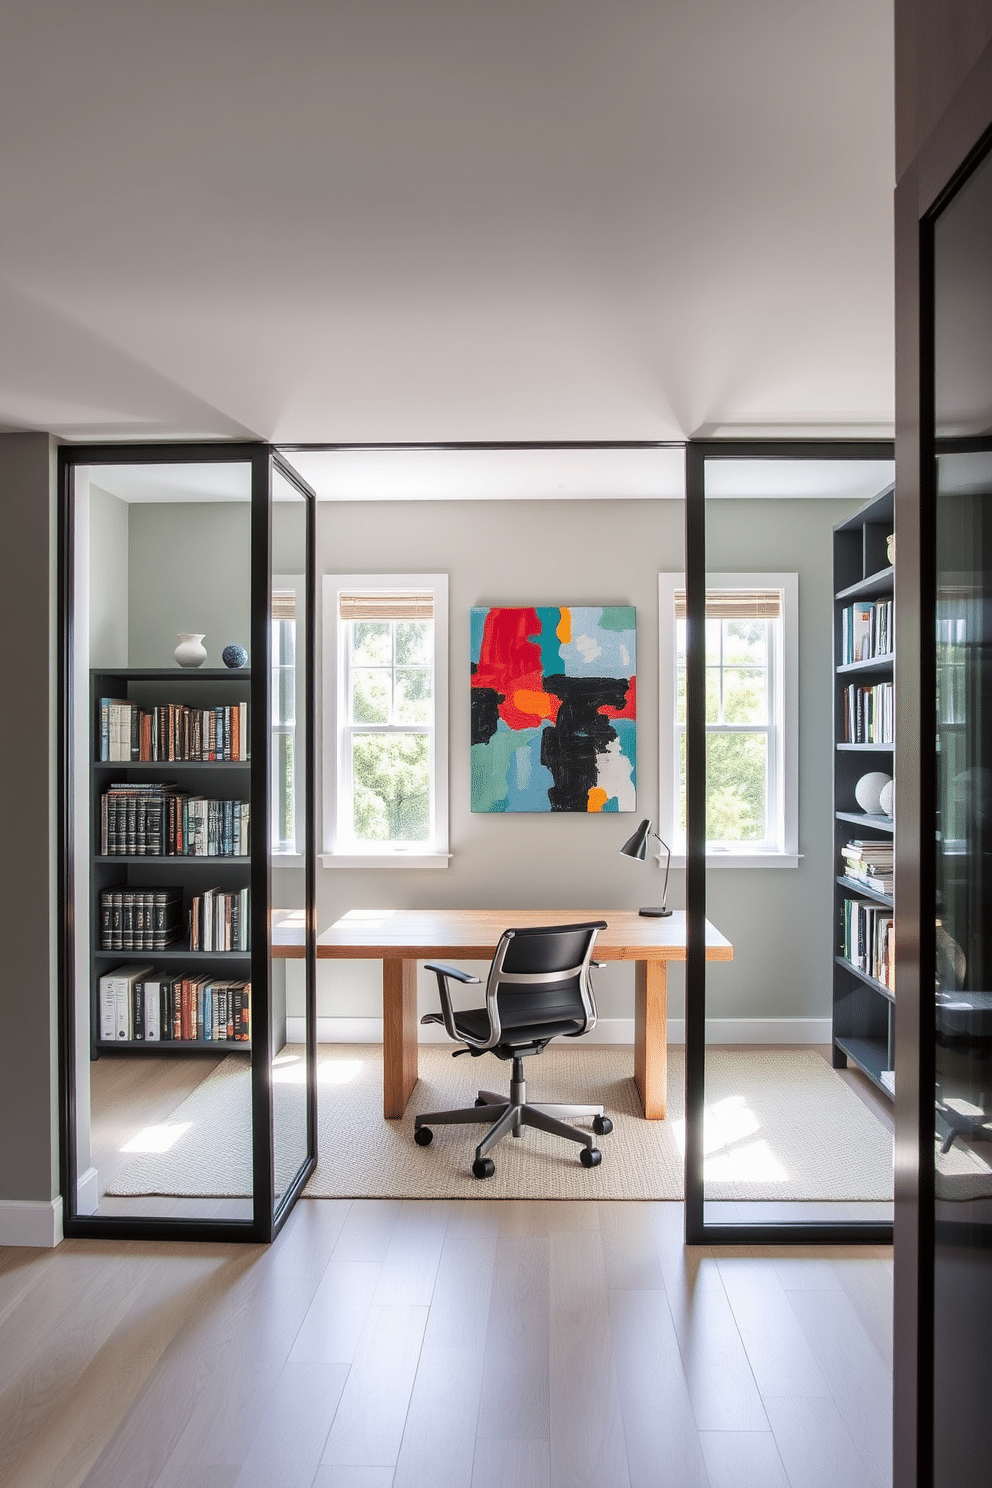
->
696, 460, 894, 1233
932, 144, 992, 1485
270, 468, 312, 1215
70, 457, 254, 1223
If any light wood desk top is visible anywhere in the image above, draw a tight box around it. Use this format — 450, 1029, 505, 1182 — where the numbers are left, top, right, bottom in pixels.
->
277, 908, 732, 1121
313, 907, 732, 963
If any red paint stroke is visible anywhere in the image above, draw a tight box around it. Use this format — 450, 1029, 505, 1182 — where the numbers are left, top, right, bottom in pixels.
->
473, 608, 550, 729
598, 675, 636, 720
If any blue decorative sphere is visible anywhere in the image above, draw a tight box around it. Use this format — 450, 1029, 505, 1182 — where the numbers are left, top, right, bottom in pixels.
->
222, 643, 248, 669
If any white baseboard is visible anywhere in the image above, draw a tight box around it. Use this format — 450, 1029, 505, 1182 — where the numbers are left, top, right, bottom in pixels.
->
289, 1016, 832, 1047
0, 1197, 63, 1248
76, 1167, 99, 1217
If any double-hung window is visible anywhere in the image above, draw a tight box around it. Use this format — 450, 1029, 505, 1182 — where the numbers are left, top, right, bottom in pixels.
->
659, 572, 799, 864
323, 574, 449, 866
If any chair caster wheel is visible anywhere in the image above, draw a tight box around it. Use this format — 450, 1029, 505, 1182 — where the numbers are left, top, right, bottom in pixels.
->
472, 1157, 496, 1179
414, 1126, 433, 1147
593, 1115, 613, 1136
580, 1147, 602, 1168
474, 1097, 487, 1107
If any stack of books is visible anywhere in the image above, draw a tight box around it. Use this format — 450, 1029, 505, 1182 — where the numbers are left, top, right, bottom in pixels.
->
841, 897, 895, 990
100, 785, 250, 857
841, 680, 895, 743
840, 599, 894, 664
98, 699, 249, 762
842, 840, 893, 894
99, 888, 184, 950
189, 886, 251, 951
98, 965, 251, 1043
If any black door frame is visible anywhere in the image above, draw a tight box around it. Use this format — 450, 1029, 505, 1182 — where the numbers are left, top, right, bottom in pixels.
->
57, 441, 316, 1243
683, 437, 895, 1247
892, 38, 992, 1488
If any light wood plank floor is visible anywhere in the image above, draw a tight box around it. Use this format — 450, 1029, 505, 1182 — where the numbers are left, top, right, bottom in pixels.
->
0, 1199, 893, 1488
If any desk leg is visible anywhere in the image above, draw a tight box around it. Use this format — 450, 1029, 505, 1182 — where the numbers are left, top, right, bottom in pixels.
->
383, 957, 419, 1118
634, 959, 667, 1120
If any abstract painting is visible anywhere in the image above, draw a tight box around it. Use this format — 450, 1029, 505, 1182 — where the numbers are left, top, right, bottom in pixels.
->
471, 605, 636, 812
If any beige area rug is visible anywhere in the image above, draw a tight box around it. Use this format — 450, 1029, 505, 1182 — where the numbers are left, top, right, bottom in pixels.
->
107, 1043, 893, 1202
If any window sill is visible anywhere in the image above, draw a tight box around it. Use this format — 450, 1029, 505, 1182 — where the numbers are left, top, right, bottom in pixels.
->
666, 851, 802, 869
320, 851, 452, 870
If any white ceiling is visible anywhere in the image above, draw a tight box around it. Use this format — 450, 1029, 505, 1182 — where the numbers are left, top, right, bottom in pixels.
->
0, 1, 895, 449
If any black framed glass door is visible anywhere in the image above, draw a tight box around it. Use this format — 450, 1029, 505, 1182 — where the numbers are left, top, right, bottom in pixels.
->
58, 442, 315, 1242
684, 439, 895, 1244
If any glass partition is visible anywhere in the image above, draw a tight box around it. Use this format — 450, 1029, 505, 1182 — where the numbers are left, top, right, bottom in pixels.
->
931, 140, 992, 1486
268, 458, 316, 1220
60, 444, 315, 1240
684, 445, 895, 1242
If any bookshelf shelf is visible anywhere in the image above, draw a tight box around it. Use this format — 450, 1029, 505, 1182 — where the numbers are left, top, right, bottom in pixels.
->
90, 666, 253, 1056
835, 877, 894, 909
833, 486, 895, 1097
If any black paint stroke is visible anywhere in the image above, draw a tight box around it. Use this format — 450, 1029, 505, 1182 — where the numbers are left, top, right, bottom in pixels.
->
540, 675, 629, 811
471, 685, 504, 746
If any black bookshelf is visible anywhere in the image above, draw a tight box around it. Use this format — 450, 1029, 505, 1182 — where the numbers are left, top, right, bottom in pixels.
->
832, 488, 895, 1096
90, 667, 253, 1055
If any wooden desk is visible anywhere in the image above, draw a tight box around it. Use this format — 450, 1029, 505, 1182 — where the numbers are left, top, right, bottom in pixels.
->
310, 909, 732, 1121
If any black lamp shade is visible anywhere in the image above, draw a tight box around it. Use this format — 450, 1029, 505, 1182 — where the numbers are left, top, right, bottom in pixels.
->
619, 818, 652, 861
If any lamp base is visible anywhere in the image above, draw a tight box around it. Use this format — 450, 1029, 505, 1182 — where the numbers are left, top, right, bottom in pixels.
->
638, 906, 673, 918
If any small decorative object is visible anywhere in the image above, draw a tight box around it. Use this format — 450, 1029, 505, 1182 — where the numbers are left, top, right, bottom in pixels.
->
855, 771, 892, 815
879, 779, 894, 818
174, 633, 207, 669
886, 533, 895, 565
470, 604, 636, 812
222, 643, 248, 669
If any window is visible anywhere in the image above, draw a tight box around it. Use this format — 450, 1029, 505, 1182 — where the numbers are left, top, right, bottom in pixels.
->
659, 573, 799, 864
323, 574, 449, 866
271, 577, 304, 855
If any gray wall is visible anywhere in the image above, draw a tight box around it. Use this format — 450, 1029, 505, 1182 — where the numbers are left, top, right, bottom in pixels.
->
310, 495, 862, 1028
0, 433, 59, 1203
89, 484, 129, 666
127, 502, 250, 668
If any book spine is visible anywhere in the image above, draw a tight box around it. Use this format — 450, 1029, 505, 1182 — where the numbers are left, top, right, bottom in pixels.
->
99, 974, 116, 1042
144, 978, 161, 1041
132, 980, 145, 1041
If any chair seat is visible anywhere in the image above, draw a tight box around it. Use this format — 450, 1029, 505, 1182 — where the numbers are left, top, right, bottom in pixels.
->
450, 1008, 585, 1044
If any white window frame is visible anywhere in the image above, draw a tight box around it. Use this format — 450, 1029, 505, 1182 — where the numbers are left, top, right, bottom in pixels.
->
271, 574, 305, 858
321, 573, 450, 868
659, 572, 800, 867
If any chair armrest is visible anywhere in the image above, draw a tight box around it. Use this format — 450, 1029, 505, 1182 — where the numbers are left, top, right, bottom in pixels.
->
423, 962, 480, 983
424, 962, 482, 1044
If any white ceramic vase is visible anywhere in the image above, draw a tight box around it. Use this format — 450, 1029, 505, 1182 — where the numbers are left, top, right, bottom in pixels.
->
174, 633, 207, 668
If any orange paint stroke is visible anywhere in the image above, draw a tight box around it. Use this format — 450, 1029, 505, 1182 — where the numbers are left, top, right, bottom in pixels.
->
556, 607, 572, 645
587, 786, 609, 812
512, 689, 561, 724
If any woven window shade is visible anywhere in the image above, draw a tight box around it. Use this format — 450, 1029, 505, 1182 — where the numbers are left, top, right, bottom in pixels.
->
339, 591, 434, 623
674, 589, 781, 620
272, 589, 297, 622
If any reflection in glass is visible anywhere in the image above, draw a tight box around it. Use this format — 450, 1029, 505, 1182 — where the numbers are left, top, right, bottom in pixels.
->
932, 142, 992, 1487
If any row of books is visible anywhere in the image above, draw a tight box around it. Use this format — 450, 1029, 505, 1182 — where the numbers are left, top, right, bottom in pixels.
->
190, 886, 250, 952
98, 699, 249, 762
841, 681, 894, 744
841, 839, 893, 895
839, 599, 893, 665
98, 964, 251, 1044
99, 785, 250, 857
99, 888, 184, 950
841, 898, 895, 990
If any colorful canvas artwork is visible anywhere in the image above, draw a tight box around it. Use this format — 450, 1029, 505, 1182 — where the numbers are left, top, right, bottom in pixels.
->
471, 605, 636, 813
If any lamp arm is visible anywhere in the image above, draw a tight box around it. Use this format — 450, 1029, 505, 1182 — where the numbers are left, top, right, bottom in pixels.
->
651, 829, 672, 911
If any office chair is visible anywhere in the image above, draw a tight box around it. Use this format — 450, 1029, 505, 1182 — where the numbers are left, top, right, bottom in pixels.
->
414, 920, 613, 1179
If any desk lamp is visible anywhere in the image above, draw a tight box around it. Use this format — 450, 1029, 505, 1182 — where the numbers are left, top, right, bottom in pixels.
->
619, 817, 673, 917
